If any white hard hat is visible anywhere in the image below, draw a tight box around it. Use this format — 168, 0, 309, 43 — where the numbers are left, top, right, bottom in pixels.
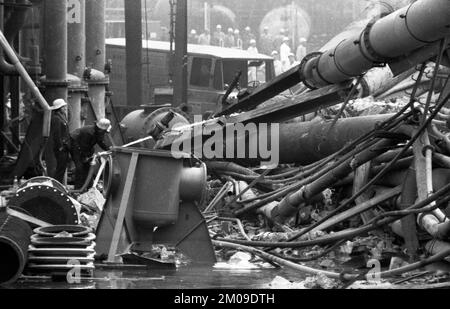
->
245, 26, 251, 31
283, 36, 290, 42
51, 98, 67, 110
190, 29, 197, 34
300, 37, 307, 43
250, 39, 256, 44
228, 28, 233, 33
234, 29, 240, 34
96, 118, 112, 132
216, 24, 222, 29
271, 50, 279, 56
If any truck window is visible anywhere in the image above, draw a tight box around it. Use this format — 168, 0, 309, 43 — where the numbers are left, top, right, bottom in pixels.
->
190, 57, 212, 88
223, 60, 248, 87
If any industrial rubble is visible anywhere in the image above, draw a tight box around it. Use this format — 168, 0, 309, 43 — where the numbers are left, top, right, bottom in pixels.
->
0, 0, 450, 290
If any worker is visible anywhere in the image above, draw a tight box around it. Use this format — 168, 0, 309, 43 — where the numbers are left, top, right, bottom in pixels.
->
212, 24, 225, 47
188, 29, 198, 44
224, 28, 235, 48
288, 53, 300, 69
49, 99, 70, 184
198, 29, 211, 45
273, 28, 286, 51
280, 36, 292, 72
69, 119, 112, 189
247, 39, 258, 54
271, 51, 283, 76
259, 26, 273, 56
242, 26, 256, 50
296, 37, 308, 62
234, 29, 243, 49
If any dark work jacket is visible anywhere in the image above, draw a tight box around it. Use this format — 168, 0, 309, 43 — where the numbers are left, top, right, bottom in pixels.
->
51, 112, 70, 152
70, 125, 110, 159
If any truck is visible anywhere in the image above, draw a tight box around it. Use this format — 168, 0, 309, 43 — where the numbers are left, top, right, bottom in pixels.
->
106, 38, 275, 117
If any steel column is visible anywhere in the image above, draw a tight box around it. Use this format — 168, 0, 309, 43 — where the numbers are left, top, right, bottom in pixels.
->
68, 0, 87, 131
124, 0, 143, 107
173, 0, 188, 107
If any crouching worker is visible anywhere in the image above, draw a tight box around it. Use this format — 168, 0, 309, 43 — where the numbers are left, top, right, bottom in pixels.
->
70, 118, 112, 189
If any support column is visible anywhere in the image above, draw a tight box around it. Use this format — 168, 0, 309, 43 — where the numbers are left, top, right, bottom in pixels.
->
42, 0, 68, 178
173, 0, 188, 108
124, 0, 143, 107
68, 0, 87, 131
85, 0, 108, 124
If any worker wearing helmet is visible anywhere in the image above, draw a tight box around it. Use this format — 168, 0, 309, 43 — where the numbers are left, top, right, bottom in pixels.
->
50, 99, 70, 183
69, 119, 112, 189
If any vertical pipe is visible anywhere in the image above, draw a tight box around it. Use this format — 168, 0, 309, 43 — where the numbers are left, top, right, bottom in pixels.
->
124, 0, 143, 107
85, 0, 105, 71
68, 0, 87, 131
42, 0, 68, 104
85, 0, 108, 123
173, 0, 188, 107
0, 77, 4, 155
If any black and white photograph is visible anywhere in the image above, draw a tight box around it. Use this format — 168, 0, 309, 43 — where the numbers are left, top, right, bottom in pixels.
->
0, 0, 449, 294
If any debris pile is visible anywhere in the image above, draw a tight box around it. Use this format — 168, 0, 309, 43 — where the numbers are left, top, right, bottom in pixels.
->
203, 90, 450, 288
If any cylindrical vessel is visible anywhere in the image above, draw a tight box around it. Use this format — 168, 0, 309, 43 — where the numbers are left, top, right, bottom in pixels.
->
0, 212, 32, 285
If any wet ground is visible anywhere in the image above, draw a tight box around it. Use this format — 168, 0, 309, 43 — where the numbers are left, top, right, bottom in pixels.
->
6, 266, 309, 289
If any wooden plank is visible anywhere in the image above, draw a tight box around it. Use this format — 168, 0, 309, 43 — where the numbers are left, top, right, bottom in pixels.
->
106, 152, 139, 263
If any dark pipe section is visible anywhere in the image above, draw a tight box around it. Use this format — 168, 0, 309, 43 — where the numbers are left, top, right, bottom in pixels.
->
0, 211, 32, 285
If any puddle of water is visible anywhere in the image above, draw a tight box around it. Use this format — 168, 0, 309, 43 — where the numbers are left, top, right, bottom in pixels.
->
7, 266, 311, 289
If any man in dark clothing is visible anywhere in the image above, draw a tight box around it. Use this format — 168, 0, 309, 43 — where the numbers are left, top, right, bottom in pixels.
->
70, 118, 112, 189
50, 99, 70, 183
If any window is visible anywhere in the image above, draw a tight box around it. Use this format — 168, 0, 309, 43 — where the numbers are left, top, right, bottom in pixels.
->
190, 57, 212, 88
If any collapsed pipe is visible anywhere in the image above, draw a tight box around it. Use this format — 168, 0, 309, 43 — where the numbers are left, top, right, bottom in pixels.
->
219, 0, 450, 116
0, 211, 32, 285
302, 0, 450, 88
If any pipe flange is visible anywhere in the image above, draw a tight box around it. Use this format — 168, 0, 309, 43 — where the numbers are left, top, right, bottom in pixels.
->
9, 185, 78, 225
85, 77, 110, 86
403, 4, 435, 44
41, 79, 70, 87
360, 16, 391, 66
300, 52, 322, 89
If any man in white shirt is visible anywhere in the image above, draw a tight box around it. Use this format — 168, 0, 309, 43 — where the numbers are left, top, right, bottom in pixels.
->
271, 51, 283, 76
279, 37, 291, 72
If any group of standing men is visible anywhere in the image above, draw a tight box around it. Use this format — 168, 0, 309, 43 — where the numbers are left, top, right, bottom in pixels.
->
190, 25, 258, 50
49, 99, 111, 189
189, 26, 308, 75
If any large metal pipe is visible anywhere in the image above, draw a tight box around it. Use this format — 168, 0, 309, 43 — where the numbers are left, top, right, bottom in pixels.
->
68, 0, 87, 131
0, 211, 32, 285
302, 0, 450, 88
267, 137, 403, 224
124, 0, 142, 107
42, 0, 68, 104
84, 0, 108, 124
173, 0, 188, 107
